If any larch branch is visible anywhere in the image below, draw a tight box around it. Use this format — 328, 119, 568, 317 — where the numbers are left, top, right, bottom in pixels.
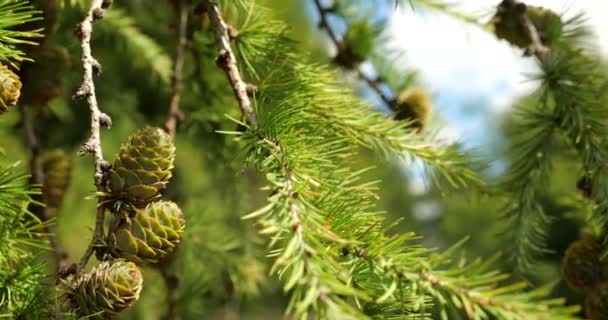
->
75, 0, 111, 274
518, 11, 548, 57
160, 1, 189, 319
203, 0, 257, 128
163, 0, 188, 138
19, 105, 64, 273
312, 0, 397, 110
160, 266, 180, 320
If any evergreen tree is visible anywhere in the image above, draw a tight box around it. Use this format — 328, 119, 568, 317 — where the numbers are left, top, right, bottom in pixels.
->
0, 0, 607, 319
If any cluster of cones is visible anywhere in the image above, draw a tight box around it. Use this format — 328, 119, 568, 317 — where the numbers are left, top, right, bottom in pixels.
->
62, 127, 185, 318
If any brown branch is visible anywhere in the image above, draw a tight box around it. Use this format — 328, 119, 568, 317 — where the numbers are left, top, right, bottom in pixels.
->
312, 0, 397, 110
224, 299, 241, 320
164, 0, 188, 138
159, 2, 189, 318
356, 69, 396, 110
312, 0, 340, 46
75, 0, 112, 274
203, 0, 257, 128
160, 266, 180, 320
19, 105, 65, 273
517, 6, 548, 57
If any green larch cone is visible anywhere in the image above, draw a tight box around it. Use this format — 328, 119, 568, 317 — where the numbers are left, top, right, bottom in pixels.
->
394, 88, 432, 133
526, 6, 563, 47
108, 200, 185, 265
561, 236, 604, 293
42, 149, 71, 208
67, 260, 143, 319
587, 283, 608, 320
490, 0, 562, 51
108, 127, 175, 207
0, 64, 22, 113
333, 20, 374, 69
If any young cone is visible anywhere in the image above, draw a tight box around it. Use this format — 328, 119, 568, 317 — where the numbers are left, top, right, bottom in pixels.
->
333, 20, 374, 69
42, 149, 71, 208
490, 0, 562, 50
0, 64, 21, 113
107, 127, 175, 207
394, 87, 432, 132
66, 260, 143, 319
108, 200, 185, 265
561, 236, 604, 293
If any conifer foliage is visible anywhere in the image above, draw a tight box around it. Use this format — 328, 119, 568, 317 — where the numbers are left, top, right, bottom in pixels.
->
0, 0, 607, 319
491, 0, 608, 272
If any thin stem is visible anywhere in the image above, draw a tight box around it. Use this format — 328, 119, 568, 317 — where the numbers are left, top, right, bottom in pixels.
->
77, 206, 106, 272
286, 172, 304, 248
160, 267, 180, 320
19, 105, 64, 273
223, 299, 240, 320
311, 0, 397, 110
164, 0, 189, 138
159, 3, 189, 318
311, 0, 340, 45
203, 0, 257, 128
267, 141, 327, 306
356, 69, 395, 109
518, 10, 548, 58
75, 0, 111, 274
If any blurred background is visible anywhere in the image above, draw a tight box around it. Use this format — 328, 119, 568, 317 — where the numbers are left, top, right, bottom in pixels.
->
2, 0, 607, 318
